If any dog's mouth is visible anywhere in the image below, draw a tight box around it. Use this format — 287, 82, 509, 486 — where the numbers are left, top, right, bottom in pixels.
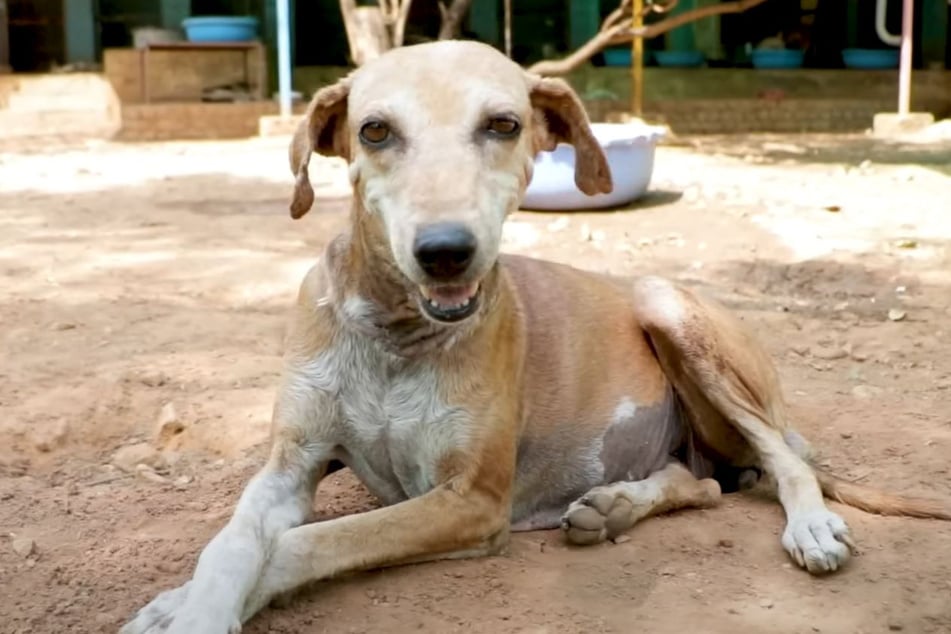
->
418, 282, 481, 323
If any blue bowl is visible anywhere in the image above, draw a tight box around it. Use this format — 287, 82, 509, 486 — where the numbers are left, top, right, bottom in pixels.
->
751, 49, 804, 69
655, 50, 705, 68
182, 16, 259, 42
602, 48, 654, 67
603, 47, 632, 67
842, 48, 899, 69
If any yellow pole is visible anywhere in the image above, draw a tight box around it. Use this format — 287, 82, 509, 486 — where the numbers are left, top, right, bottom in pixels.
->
631, 0, 644, 116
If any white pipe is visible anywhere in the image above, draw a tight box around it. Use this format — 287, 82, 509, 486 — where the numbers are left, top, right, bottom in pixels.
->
875, 0, 901, 46
897, 0, 913, 115
276, 0, 293, 118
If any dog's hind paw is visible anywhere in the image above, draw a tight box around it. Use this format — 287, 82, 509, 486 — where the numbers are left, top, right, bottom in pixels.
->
561, 466, 722, 546
782, 509, 857, 574
560, 487, 632, 545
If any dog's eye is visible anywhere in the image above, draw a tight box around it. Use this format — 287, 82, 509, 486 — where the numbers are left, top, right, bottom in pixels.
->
486, 116, 521, 138
359, 121, 391, 146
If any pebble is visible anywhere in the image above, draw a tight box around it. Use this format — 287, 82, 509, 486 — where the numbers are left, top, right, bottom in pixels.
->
813, 347, 847, 360
759, 599, 774, 609
613, 535, 631, 544
32, 420, 69, 453
112, 443, 165, 473
887, 308, 907, 322
135, 463, 169, 485
851, 385, 883, 399
12, 537, 35, 558
154, 402, 184, 444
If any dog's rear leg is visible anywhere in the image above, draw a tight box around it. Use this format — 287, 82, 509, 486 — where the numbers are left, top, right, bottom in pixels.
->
631, 276, 856, 574
562, 462, 721, 545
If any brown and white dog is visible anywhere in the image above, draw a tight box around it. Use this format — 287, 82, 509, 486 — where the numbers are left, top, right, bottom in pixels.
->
122, 41, 950, 634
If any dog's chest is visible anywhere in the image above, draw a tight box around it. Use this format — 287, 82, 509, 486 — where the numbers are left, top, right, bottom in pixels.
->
326, 340, 469, 503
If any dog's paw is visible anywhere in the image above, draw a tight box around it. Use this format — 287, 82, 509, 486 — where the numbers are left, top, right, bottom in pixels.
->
782, 509, 857, 574
163, 613, 241, 634
561, 487, 637, 546
120, 582, 242, 634
120, 583, 191, 634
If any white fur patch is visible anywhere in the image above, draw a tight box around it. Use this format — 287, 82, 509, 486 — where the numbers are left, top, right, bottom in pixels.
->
635, 276, 685, 331
341, 294, 375, 322
296, 332, 471, 502
612, 397, 637, 424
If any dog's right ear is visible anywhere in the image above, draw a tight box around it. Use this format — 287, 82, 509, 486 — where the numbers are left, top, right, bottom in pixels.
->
289, 79, 350, 219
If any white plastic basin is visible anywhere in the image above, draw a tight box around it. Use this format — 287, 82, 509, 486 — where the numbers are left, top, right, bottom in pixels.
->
522, 122, 665, 210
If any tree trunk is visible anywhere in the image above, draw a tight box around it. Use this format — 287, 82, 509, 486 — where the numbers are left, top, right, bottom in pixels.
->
340, 0, 392, 65
437, 0, 475, 40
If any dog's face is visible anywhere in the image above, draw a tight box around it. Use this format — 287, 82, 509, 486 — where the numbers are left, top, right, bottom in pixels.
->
289, 41, 612, 323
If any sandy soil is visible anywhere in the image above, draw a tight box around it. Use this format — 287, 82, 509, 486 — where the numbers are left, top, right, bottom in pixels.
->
1, 132, 950, 634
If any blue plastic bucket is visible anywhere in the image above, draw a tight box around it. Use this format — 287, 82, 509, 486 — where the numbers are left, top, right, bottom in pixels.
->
182, 16, 259, 42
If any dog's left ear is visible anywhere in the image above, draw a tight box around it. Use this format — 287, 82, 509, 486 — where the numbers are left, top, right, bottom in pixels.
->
289, 79, 350, 219
528, 76, 613, 196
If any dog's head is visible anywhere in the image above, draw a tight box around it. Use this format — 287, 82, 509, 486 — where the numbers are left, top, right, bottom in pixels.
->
289, 40, 612, 324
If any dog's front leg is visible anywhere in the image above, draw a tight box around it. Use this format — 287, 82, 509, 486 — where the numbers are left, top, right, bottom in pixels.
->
121, 408, 333, 634
240, 474, 512, 623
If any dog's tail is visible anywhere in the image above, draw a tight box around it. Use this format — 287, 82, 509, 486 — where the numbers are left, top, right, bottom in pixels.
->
816, 469, 951, 520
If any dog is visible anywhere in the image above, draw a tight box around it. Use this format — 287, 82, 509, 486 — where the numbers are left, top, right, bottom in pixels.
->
121, 40, 951, 634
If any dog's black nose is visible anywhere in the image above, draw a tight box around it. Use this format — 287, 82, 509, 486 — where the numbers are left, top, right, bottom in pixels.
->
413, 222, 477, 280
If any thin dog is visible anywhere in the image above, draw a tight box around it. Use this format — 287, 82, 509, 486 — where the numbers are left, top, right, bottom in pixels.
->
122, 41, 951, 634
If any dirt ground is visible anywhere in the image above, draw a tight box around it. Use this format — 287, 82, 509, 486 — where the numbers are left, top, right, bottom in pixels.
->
1, 131, 950, 634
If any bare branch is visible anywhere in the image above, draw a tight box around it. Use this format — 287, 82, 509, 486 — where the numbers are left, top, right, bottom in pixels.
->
528, 22, 628, 76
528, 0, 770, 76
503, 0, 512, 57
437, 0, 475, 40
340, 0, 391, 66
634, 0, 767, 38
393, 0, 414, 47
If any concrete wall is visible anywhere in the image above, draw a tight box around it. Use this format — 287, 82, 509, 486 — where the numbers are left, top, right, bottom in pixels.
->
566, 67, 951, 104
572, 67, 951, 133
292, 65, 951, 106
0, 73, 120, 139
117, 101, 305, 141
292, 65, 951, 134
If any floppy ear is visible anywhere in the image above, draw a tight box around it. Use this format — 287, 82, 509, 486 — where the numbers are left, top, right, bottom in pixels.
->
528, 76, 613, 196
288, 80, 351, 219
